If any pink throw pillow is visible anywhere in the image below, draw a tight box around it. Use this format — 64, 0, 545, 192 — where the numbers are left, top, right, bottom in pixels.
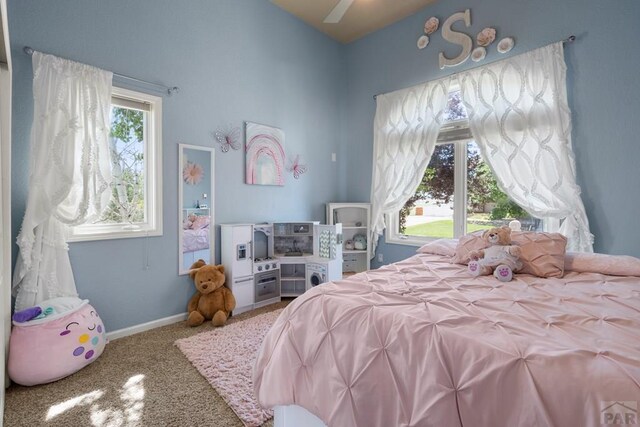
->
511, 231, 567, 278
565, 252, 640, 276
191, 215, 210, 230
450, 231, 488, 264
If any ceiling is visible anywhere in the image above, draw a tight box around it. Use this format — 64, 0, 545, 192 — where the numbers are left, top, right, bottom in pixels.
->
271, 0, 437, 44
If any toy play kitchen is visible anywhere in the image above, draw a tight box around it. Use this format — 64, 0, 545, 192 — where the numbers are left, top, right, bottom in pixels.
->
221, 221, 342, 314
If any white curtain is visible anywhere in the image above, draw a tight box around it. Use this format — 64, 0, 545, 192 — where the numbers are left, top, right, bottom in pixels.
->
457, 42, 593, 252
370, 77, 450, 254
12, 52, 113, 310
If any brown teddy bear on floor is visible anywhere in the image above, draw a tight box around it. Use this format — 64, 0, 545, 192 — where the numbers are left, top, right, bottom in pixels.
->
187, 259, 236, 327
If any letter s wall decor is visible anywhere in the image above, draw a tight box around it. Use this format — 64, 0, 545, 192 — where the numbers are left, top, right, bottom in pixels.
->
438, 9, 473, 69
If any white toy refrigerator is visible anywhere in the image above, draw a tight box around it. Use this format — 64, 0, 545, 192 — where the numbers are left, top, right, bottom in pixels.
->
220, 224, 255, 315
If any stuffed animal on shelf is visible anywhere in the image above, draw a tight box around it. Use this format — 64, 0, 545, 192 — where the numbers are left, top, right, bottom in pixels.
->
353, 234, 367, 250
468, 226, 522, 282
187, 259, 236, 327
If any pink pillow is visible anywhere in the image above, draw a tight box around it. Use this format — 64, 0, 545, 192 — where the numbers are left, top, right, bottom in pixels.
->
416, 239, 458, 257
451, 230, 568, 278
511, 231, 567, 278
450, 231, 488, 264
191, 215, 210, 230
565, 252, 640, 276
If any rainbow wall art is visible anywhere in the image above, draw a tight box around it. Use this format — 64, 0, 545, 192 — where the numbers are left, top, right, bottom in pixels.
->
245, 122, 286, 186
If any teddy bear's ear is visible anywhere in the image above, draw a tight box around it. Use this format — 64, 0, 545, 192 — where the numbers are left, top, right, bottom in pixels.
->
188, 259, 206, 281
216, 265, 225, 274
190, 259, 207, 270
500, 225, 511, 233
482, 229, 491, 239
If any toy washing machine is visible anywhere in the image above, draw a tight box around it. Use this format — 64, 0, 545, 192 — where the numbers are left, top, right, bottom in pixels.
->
306, 262, 328, 291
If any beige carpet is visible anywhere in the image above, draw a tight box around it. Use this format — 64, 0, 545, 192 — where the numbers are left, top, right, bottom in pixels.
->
5, 301, 289, 426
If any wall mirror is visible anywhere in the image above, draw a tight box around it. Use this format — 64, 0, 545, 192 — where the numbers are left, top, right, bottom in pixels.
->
178, 144, 214, 275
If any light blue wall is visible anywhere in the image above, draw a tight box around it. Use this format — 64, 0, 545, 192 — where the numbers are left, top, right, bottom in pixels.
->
343, 0, 640, 267
9, 0, 347, 331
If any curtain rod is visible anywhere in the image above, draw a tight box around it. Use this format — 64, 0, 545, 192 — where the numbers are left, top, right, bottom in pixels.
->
373, 35, 576, 100
23, 46, 180, 96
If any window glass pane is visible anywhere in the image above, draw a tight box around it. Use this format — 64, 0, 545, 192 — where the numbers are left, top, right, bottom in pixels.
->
466, 141, 543, 232
443, 90, 468, 122
95, 106, 146, 225
399, 144, 455, 238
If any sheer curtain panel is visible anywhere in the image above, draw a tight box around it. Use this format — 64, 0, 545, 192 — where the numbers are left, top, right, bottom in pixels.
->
370, 78, 450, 254
13, 52, 113, 310
457, 42, 593, 252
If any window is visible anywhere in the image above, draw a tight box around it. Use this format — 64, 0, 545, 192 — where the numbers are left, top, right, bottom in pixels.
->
386, 88, 551, 246
69, 87, 162, 241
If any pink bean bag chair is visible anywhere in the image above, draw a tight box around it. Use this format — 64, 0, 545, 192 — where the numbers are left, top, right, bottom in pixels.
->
8, 297, 107, 386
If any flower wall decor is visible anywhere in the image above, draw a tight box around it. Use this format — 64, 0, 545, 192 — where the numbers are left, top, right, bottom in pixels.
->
497, 37, 515, 53
417, 35, 429, 50
471, 46, 487, 62
424, 17, 439, 34
183, 161, 204, 185
213, 124, 241, 153
417, 16, 439, 49
476, 27, 496, 47
287, 154, 307, 180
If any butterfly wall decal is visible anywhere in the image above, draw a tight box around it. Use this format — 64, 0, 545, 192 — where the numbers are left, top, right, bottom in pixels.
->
212, 125, 241, 153
287, 154, 308, 180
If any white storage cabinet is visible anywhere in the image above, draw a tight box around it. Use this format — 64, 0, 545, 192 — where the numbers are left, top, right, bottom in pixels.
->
326, 203, 371, 274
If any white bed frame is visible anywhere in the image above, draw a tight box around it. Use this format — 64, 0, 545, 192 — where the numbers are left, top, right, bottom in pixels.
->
274, 405, 327, 427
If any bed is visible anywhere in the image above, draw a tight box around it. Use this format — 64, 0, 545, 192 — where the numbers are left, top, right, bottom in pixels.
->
253, 248, 640, 427
183, 227, 210, 253
182, 213, 211, 267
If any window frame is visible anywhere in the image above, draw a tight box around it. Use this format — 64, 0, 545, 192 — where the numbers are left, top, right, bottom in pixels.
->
385, 129, 556, 247
385, 137, 471, 247
68, 86, 163, 242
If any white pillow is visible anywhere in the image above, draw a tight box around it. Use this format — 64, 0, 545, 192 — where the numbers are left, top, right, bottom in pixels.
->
416, 239, 458, 257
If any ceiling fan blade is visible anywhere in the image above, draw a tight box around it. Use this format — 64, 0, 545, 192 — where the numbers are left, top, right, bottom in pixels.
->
323, 0, 355, 24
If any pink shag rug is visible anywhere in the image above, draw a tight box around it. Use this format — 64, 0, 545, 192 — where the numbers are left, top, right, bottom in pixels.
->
175, 309, 283, 427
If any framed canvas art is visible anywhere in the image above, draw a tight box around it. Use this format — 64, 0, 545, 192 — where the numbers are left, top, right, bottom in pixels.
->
245, 122, 285, 186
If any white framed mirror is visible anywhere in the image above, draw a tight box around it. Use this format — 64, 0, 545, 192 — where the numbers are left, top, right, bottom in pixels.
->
178, 144, 214, 275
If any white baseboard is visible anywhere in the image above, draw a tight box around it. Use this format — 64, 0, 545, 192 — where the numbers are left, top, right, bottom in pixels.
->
106, 312, 188, 341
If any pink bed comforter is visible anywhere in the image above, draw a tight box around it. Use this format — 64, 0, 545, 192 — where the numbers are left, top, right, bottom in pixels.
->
182, 228, 210, 252
254, 253, 640, 426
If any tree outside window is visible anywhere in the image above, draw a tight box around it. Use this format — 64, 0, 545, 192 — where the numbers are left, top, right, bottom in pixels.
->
97, 107, 145, 225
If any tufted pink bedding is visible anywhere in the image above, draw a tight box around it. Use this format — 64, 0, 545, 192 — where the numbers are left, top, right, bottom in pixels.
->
253, 253, 640, 427
183, 227, 210, 252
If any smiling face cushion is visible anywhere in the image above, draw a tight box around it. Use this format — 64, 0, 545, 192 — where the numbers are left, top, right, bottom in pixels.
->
8, 297, 107, 386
